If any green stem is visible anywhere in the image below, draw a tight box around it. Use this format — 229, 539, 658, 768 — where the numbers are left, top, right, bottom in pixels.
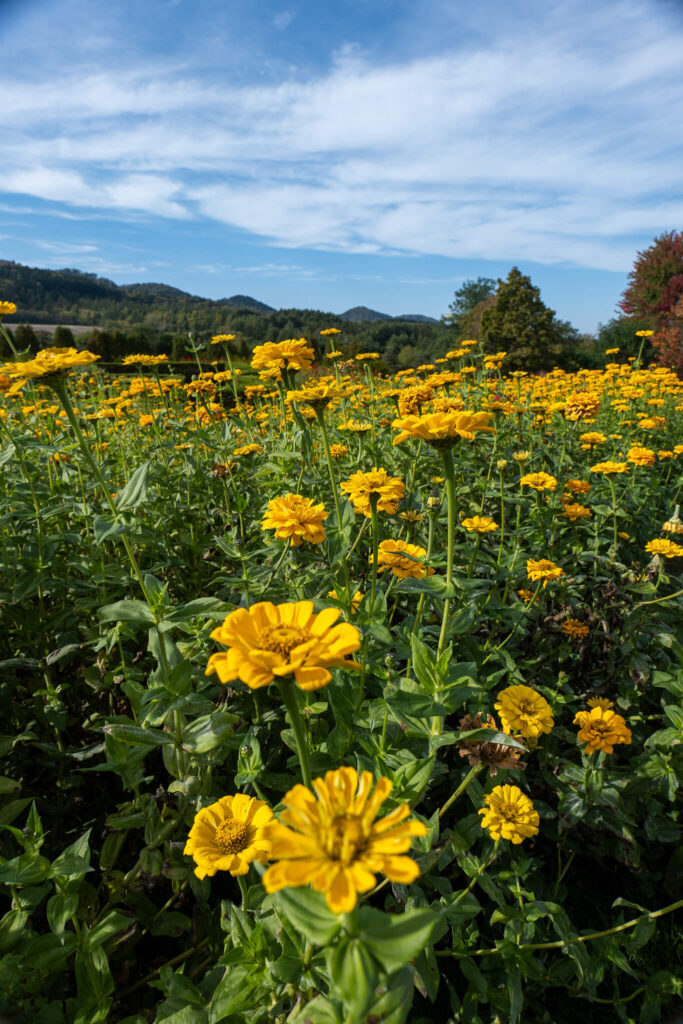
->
278, 679, 312, 788
437, 446, 457, 658
438, 763, 485, 819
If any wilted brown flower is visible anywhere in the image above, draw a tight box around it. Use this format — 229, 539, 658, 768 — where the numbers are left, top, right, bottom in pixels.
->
457, 713, 527, 776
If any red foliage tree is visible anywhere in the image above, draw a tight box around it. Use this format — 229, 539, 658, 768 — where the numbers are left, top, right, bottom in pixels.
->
618, 230, 683, 321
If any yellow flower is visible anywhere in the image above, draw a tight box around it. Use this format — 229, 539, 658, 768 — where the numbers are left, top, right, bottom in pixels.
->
262, 493, 328, 547
0, 301, 17, 318
512, 450, 530, 464
329, 443, 348, 458
627, 445, 656, 467
234, 443, 263, 455
206, 600, 361, 691
399, 509, 424, 523
590, 461, 630, 475
122, 353, 168, 366
573, 706, 632, 754
287, 383, 341, 410
478, 784, 539, 843
562, 618, 589, 639
2, 347, 100, 383
495, 685, 554, 738
461, 515, 499, 533
355, 352, 380, 360
564, 392, 601, 420
604, 347, 620, 355
184, 794, 273, 878
561, 502, 592, 521
392, 410, 494, 448
211, 334, 236, 344
645, 538, 683, 558
373, 539, 434, 579
580, 432, 606, 447
565, 479, 591, 494
340, 467, 405, 518
519, 471, 558, 491
517, 589, 535, 602
526, 558, 565, 587
635, 329, 654, 336
320, 328, 341, 336
251, 338, 314, 373
262, 767, 427, 913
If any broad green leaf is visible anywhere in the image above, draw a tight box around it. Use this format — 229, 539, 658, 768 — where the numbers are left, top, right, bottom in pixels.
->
98, 599, 155, 627
358, 906, 446, 974
271, 886, 342, 945
115, 461, 151, 511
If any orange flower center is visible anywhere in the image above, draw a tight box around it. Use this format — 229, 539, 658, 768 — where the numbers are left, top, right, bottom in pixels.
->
259, 624, 310, 657
215, 819, 249, 854
589, 720, 610, 734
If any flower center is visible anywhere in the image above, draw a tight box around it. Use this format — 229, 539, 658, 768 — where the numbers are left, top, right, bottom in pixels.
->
518, 701, 535, 716
259, 624, 310, 657
214, 819, 249, 854
324, 816, 368, 865
591, 720, 609, 734
499, 802, 520, 822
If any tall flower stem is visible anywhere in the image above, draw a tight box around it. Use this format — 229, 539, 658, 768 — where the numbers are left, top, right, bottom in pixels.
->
368, 494, 380, 616
437, 446, 457, 657
438, 762, 485, 819
315, 409, 352, 613
277, 680, 312, 788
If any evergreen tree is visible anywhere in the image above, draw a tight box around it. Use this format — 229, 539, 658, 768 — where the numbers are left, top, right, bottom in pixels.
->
445, 277, 496, 333
479, 268, 568, 372
53, 325, 74, 346
14, 324, 38, 353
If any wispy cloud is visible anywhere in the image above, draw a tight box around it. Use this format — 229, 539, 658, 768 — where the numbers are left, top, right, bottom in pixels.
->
1, 0, 681, 271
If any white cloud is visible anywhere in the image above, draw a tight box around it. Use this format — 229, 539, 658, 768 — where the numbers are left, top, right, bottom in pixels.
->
1, 0, 682, 270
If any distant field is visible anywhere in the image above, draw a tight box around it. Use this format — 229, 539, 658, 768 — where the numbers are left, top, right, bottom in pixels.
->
8, 323, 93, 336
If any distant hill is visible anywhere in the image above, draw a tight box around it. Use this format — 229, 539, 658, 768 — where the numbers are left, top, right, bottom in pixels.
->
340, 306, 438, 324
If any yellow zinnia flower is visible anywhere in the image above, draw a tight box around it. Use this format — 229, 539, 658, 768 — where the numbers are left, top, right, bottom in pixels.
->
206, 600, 361, 691
0, 301, 17, 318
461, 515, 499, 533
495, 684, 554, 738
561, 618, 589, 639
573, 706, 632, 754
526, 558, 565, 587
262, 493, 328, 546
251, 338, 314, 373
645, 538, 683, 558
627, 445, 656, 467
391, 410, 494, 448
561, 502, 592, 521
340, 467, 405, 518
478, 784, 539, 843
590, 461, 630, 475
262, 767, 427, 913
2, 346, 100, 384
519, 471, 558, 491
184, 794, 273, 878
373, 539, 434, 579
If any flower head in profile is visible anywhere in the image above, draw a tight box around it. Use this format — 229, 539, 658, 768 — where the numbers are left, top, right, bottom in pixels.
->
341, 467, 405, 518
0, 302, 17, 318
251, 338, 314, 374
561, 502, 592, 521
206, 601, 361, 691
392, 410, 494, 448
373, 539, 434, 579
235, 443, 263, 456
184, 794, 273, 878
262, 493, 327, 547
520, 472, 558, 491
590, 461, 630, 475
262, 767, 427, 913
2, 347, 100, 386
495, 685, 554, 739
478, 784, 539, 843
645, 538, 683, 558
211, 333, 236, 345
320, 327, 341, 336
573, 706, 632, 754
461, 515, 499, 533
287, 382, 341, 411
526, 558, 565, 587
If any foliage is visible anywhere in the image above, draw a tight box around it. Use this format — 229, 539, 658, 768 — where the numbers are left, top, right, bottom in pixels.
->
618, 230, 683, 322
479, 267, 579, 371
444, 277, 496, 333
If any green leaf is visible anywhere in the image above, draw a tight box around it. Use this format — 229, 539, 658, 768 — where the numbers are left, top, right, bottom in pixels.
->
358, 906, 446, 973
0, 776, 21, 795
47, 892, 79, 936
102, 722, 172, 747
272, 886, 342, 945
180, 712, 239, 754
208, 964, 261, 1022
663, 704, 683, 730
0, 852, 51, 885
327, 937, 382, 1020
289, 995, 343, 1024
115, 461, 150, 511
164, 598, 230, 623
83, 910, 131, 950
365, 966, 414, 1024
98, 599, 155, 627
93, 515, 129, 545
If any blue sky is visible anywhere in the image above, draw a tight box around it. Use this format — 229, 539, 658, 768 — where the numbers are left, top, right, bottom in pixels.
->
1, 0, 682, 332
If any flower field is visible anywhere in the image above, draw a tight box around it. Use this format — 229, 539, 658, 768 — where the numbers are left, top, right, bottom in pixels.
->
0, 324, 682, 1024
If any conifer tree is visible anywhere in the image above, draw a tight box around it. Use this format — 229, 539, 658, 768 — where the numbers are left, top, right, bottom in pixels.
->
479, 267, 571, 371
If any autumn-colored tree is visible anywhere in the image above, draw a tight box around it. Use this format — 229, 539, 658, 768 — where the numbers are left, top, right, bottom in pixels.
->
618, 231, 683, 322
